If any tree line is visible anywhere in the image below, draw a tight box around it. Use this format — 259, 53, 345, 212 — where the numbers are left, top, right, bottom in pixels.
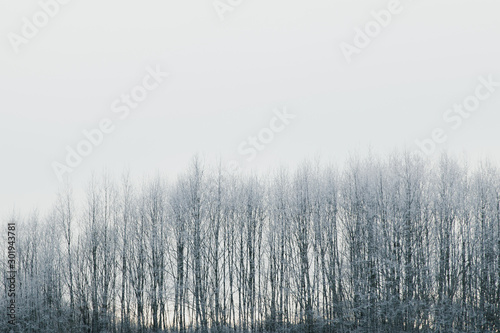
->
2, 153, 500, 332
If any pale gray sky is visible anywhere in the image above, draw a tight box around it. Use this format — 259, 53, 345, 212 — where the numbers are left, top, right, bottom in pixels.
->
1, 0, 500, 219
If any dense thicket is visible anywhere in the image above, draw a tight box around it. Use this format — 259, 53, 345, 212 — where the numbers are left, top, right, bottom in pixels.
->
2, 153, 500, 333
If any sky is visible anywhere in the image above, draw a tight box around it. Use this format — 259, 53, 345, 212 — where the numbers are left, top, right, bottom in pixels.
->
1, 0, 500, 220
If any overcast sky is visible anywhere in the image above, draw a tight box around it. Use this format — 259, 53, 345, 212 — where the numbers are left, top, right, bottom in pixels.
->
1, 0, 500, 219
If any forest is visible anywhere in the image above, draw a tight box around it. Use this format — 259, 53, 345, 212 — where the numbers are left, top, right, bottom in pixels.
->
1, 153, 500, 333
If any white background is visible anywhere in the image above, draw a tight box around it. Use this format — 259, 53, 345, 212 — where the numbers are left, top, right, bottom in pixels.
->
1, 0, 500, 219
